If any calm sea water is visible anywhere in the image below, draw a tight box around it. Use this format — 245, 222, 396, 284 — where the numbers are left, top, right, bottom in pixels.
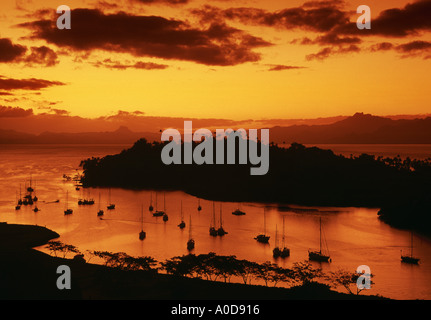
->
0, 144, 430, 300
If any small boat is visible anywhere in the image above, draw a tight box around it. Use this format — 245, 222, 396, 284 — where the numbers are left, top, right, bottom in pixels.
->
97, 193, 104, 216
33, 206, 39, 212
15, 205, 21, 210
64, 191, 73, 215
255, 208, 270, 244
273, 225, 281, 258
139, 205, 146, 240
187, 215, 195, 250
178, 201, 186, 229
401, 231, 420, 264
232, 209, 246, 216
197, 199, 202, 212
163, 213, 169, 222
308, 217, 331, 262
280, 216, 290, 258
232, 203, 246, 216
152, 192, 166, 217
149, 193, 154, 212
209, 202, 218, 236
216, 203, 228, 236
107, 189, 115, 210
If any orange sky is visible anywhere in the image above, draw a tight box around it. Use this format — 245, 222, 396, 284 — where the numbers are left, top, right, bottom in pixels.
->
0, 0, 430, 125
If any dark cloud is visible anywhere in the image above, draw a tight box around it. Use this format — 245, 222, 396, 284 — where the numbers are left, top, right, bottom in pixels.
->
19, 8, 271, 66
335, 0, 431, 37
306, 44, 360, 60
396, 40, 431, 52
0, 75, 65, 91
133, 0, 189, 4
192, 3, 350, 33
370, 42, 394, 51
21, 46, 59, 67
267, 64, 306, 71
0, 106, 34, 117
0, 38, 27, 62
369, 40, 431, 59
93, 58, 169, 70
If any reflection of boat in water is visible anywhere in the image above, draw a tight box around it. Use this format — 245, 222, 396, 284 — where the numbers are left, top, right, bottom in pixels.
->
255, 208, 270, 244
216, 203, 228, 236
139, 205, 146, 240
401, 231, 420, 264
187, 215, 195, 251
308, 217, 331, 262
178, 201, 186, 229
64, 191, 73, 215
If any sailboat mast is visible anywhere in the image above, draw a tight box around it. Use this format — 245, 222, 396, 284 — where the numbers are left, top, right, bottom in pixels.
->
319, 217, 322, 254
282, 216, 285, 248
220, 203, 222, 227
411, 231, 414, 257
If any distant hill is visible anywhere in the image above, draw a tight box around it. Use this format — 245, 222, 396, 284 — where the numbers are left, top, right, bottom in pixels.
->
270, 113, 431, 144
0, 126, 159, 144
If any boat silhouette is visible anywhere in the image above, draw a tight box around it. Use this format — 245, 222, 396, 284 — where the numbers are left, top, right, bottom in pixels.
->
152, 192, 166, 217
107, 188, 115, 210
209, 202, 218, 236
217, 203, 228, 236
232, 203, 246, 216
139, 205, 146, 240
64, 191, 73, 215
178, 200, 186, 229
401, 231, 420, 264
308, 217, 331, 262
187, 214, 195, 251
255, 208, 270, 244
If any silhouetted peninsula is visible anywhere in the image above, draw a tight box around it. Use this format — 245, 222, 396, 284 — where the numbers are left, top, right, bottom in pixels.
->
80, 139, 431, 235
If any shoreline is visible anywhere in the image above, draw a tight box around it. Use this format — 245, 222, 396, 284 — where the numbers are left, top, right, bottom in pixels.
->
0, 222, 388, 300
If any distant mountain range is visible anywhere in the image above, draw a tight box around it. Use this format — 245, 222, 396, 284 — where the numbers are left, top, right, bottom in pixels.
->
270, 113, 431, 144
1, 113, 431, 144
0, 126, 159, 144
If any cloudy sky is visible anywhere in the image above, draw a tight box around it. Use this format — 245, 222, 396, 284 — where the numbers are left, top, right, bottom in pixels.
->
0, 0, 430, 132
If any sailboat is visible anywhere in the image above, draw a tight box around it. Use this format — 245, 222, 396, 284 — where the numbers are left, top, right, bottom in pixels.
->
209, 202, 218, 236
178, 200, 186, 229
149, 193, 154, 212
187, 214, 195, 250
232, 203, 246, 216
401, 231, 420, 264
273, 225, 281, 258
153, 192, 165, 217
97, 192, 104, 216
64, 191, 73, 215
107, 188, 115, 210
197, 199, 202, 212
15, 191, 21, 210
280, 216, 290, 257
255, 208, 270, 243
139, 205, 146, 240
308, 217, 331, 262
217, 203, 228, 236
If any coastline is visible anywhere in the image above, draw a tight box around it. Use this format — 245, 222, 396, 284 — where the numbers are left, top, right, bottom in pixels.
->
0, 222, 387, 300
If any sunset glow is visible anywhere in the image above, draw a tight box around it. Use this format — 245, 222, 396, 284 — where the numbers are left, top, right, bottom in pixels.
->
1, 0, 430, 126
